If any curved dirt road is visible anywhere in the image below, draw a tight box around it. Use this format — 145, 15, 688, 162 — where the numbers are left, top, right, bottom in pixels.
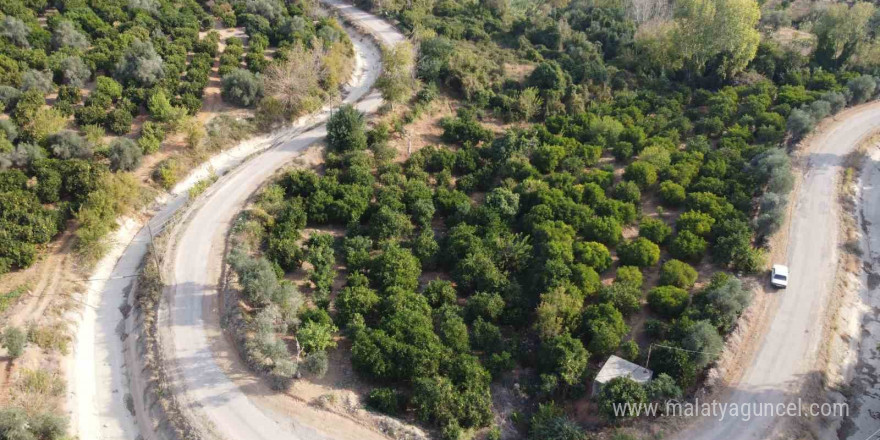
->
161, 3, 404, 440
677, 101, 880, 440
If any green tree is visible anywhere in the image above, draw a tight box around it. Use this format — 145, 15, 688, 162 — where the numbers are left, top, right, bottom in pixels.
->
221, 68, 264, 107
617, 238, 660, 267
659, 259, 698, 289
327, 104, 367, 153
597, 376, 648, 420
813, 2, 876, 70
377, 41, 417, 105
539, 333, 590, 387
297, 320, 338, 353
670, 0, 761, 78
647, 286, 690, 317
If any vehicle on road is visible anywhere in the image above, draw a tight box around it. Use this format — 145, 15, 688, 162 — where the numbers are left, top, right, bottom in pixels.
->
770, 264, 789, 288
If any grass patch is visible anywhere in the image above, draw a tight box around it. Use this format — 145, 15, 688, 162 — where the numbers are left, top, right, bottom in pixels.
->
0, 286, 28, 314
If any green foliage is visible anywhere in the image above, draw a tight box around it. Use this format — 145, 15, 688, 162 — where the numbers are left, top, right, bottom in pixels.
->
107, 138, 141, 172
221, 68, 263, 107
2, 326, 27, 358
539, 333, 590, 387
639, 217, 672, 244
297, 320, 338, 353
327, 104, 367, 153
529, 403, 587, 440
368, 387, 404, 415
647, 286, 690, 317
617, 238, 660, 267
597, 376, 648, 420
659, 259, 698, 289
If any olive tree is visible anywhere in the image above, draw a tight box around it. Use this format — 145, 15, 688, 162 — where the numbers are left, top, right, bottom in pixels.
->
221, 68, 263, 107
52, 21, 89, 49
116, 40, 165, 87
108, 138, 143, 171
0, 17, 29, 48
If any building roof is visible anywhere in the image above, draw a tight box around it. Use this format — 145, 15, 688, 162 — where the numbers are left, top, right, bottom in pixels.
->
595, 355, 653, 384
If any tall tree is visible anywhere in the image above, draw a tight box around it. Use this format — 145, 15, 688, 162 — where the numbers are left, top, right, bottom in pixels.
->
813, 2, 876, 70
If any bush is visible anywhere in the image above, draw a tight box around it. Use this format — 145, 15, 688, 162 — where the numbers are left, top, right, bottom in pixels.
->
574, 241, 612, 272
659, 181, 686, 206
221, 68, 263, 107
2, 326, 26, 358
659, 259, 698, 288
116, 40, 165, 87
639, 217, 672, 244
47, 131, 91, 159
786, 108, 815, 140
694, 272, 752, 332
848, 75, 877, 105
529, 403, 587, 440
108, 138, 142, 171
670, 231, 707, 262
617, 238, 660, 267
623, 161, 657, 188
368, 387, 403, 415
647, 286, 690, 317
105, 108, 133, 135
682, 320, 723, 369
597, 376, 648, 420
302, 350, 329, 377
20, 70, 54, 94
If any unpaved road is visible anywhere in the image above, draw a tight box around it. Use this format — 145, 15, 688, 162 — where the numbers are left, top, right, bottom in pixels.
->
162, 3, 403, 440
67, 3, 402, 439
677, 101, 880, 439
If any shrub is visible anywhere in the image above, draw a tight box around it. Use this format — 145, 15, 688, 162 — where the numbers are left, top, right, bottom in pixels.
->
617, 238, 660, 267
786, 108, 815, 140
116, 40, 164, 87
639, 217, 672, 244
597, 376, 648, 420
221, 68, 263, 107
616, 266, 643, 288
574, 241, 612, 272
652, 181, 682, 207
47, 131, 91, 160
647, 286, 690, 317
2, 326, 26, 358
694, 272, 752, 332
302, 350, 329, 377
108, 138, 142, 171
670, 231, 707, 262
682, 320, 723, 369
368, 387, 403, 415
848, 75, 877, 104
659, 259, 698, 288
53, 20, 89, 49
21, 70, 54, 93
529, 403, 587, 440
105, 108, 133, 135
59, 55, 91, 87
623, 161, 657, 188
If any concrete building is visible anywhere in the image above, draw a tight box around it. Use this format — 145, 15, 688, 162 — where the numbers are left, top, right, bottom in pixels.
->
592, 355, 653, 396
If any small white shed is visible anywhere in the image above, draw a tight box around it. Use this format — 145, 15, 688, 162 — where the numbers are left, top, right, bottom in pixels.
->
592, 355, 653, 396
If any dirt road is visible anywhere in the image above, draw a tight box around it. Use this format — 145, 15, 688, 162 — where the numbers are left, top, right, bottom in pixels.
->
677, 101, 880, 439
161, 3, 403, 440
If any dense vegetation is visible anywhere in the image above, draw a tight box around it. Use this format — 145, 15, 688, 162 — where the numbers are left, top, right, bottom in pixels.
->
0, 0, 353, 273
227, 0, 880, 437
